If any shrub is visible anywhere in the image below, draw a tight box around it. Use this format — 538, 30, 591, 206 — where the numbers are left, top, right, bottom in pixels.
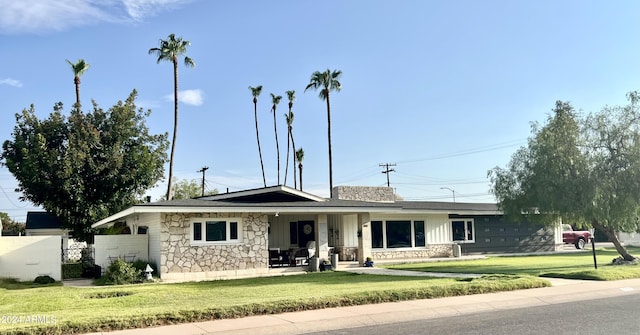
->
33, 275, 56, 284
103, 258, 142, 285
62, 263, 83, 279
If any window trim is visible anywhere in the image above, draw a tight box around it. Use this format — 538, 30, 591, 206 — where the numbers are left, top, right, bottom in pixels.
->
190, 218, 242, 245
451, 218, 475, 243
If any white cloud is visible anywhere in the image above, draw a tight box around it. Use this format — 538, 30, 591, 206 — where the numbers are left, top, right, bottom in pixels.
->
164, 89, 204, 106
0, 0, 192, 34
0, 78, 23, 87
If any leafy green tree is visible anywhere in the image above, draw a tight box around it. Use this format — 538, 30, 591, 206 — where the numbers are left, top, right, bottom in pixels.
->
161, 178, 218, 200
284, 90, 297, 188
1, 90, 169, 241
66, 59, 90, 106
0, 212, 25, 235
490, 92, 640, 261
270, 93, 283, 185
149, 33, 195, 201
305, 69, 342, 193
249, 85, 267, 187
295, 148, 304, 191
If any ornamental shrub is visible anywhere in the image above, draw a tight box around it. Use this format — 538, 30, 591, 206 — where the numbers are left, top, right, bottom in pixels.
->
34, 275, 56, 284
104, 258, 141, 285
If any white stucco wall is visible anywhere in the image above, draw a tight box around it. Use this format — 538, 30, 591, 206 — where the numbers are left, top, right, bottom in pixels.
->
0, 236, 61, 281
94, 235, 149, 270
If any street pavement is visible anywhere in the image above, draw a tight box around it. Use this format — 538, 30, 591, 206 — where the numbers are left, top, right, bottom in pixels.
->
79, 270, 640, 335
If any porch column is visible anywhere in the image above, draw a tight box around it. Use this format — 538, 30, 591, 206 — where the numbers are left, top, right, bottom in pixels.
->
357, 213, 371, 265
315, 214, 329, 261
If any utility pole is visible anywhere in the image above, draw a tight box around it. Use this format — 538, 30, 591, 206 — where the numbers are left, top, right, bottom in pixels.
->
197, 166, 209, 196
379, 163, 396, 187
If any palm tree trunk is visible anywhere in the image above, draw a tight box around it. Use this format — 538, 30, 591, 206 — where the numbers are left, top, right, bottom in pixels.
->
592, 220, 635, 261
273, 110, 280, 185
298, 163, 303, 191
254, 101, 266, 187
284, 125, 291, 185
166, 58, 179, 201
326, 93, 333, 195
74, 77, 81, 107
291, 128, 297, 189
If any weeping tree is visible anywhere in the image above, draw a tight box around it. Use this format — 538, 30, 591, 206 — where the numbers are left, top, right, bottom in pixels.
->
489, 92, 640, 261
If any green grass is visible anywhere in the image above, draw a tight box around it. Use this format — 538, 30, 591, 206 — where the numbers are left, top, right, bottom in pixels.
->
0, 272, 547, 335
386, 247, 640, 280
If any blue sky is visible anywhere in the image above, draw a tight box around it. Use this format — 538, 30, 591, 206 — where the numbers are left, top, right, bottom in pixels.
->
1, 0, 639, 222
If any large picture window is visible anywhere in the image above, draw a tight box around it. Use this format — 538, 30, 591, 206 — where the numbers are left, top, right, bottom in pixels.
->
371, 220, 427, 249
451, 219, 474, 243
386, 220, 411, 248
191, 218, 241, 244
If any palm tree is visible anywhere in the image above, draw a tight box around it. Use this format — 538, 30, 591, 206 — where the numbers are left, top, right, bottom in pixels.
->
305, 69, 342, 194
295, 148, 304, 191
283, 90, 297, 188
148, 33, 195, 201
270, 93, 283, 185
249, 85, 267, 187
65, 59, 90, 106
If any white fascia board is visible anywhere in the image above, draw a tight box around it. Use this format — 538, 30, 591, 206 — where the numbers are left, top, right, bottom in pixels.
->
399, 209, 503, 216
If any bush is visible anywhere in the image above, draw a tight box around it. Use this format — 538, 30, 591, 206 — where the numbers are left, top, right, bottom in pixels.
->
103, 258, 142, 285
62, 263, 83, 279
33, 275, 56, 284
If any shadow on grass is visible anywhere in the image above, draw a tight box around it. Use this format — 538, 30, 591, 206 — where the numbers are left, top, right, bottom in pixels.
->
0, 277, 62, 290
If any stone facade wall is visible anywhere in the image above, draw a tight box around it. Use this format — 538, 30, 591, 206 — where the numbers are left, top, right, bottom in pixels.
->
334, 246, 358, 261
160, 212, 268, 281
371, 244, 453, 260
332, 186, 395, 202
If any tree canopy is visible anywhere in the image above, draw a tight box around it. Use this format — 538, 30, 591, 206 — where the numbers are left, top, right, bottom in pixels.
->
161, 178, 218, 200
489, 92, 640, 260
1, 90, 169, 241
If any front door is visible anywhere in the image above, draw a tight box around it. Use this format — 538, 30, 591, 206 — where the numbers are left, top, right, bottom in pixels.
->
297, 220, 315, 248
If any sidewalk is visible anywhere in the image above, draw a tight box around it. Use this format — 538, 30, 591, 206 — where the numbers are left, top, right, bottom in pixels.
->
81, 276, 640, 335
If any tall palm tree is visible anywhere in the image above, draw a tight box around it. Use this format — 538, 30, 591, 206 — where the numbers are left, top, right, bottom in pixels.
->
305, 69, 342, 194
295, 148, 304, 191
148, 33, 195, 201
65, 59, 90, 107
249, 85, 267, 187
270, 93, 283, 185
283, 90, 296, 187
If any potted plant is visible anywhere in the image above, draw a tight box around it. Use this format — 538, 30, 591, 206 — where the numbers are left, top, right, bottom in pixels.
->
364, 256, 374, 267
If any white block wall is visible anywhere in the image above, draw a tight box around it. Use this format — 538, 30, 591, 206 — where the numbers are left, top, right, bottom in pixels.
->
94, 235, 149, 270
0, 236, 62, 281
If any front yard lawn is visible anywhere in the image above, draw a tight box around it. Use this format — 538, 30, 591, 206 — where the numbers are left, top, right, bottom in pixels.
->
0, 272, 546, 335
386, 247, 640, 280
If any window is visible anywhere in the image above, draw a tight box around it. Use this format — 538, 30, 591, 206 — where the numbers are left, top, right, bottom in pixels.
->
371, 220, 427, 249
451, 219, 474, 243
414, 221, 425, 247
386, 221, 411, 248
191, 218, 241, 244
371, 221, 383, 248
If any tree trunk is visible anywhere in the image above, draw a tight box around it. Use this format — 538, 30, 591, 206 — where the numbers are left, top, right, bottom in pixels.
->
74, 76, 81, 107
298, 163, 303, 191
284, 125, 291, 185
273, 107, 280, 185
592, 219, 635, 261
326, 92, 333, 195
254, 100, 266, 187
166, 58, 179, 201
291, 128, 297, 189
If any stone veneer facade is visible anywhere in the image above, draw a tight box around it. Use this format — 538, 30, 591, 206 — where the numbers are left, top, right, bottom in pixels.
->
160, 212, 269, 281
332, 186, 396, 202
371, 244, 453, 260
